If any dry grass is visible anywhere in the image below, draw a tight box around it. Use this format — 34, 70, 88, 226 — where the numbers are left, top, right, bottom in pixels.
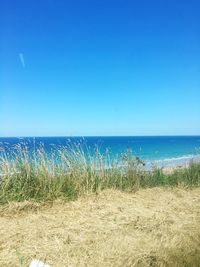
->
0, 187, 200, 267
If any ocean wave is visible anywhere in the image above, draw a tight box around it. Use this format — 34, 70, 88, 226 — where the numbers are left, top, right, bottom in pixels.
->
154, 155, 197, 162
148, 154, 200, 167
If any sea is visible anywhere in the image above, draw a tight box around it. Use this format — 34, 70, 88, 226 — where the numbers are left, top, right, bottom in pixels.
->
0, 136, 200, 168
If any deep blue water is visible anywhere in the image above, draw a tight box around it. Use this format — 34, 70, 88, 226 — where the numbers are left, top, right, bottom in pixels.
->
1, 136, 200, 167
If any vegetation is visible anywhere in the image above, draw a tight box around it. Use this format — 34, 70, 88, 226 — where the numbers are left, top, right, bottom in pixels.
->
1, 188, 200, 267
1, 144, 200, 266
0, 143, 200, 204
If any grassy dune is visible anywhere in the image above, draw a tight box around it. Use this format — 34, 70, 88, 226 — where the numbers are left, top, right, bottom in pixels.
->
1, 145, 200, 266
0, 144, 200, 203
0, 188, 200, 267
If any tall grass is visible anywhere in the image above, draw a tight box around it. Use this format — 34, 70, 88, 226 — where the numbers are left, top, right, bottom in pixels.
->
0, 143, 200, 204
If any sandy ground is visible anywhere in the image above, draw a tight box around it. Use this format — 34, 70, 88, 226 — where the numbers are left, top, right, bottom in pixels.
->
0, 187, 200, 267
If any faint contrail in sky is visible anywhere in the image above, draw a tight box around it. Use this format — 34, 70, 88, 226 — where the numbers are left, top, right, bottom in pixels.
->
19, 53, 25, 68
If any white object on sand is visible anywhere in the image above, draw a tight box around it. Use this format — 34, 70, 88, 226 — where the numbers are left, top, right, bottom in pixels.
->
29, 259, 51, 267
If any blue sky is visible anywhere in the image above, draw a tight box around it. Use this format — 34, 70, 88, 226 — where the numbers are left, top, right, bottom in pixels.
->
0, 0, 200, 136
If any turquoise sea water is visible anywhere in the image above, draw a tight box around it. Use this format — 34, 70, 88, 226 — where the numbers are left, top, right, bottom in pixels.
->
0, 136, 200, 167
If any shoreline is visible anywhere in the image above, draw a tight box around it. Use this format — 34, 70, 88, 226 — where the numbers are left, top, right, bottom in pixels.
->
145, 154, 200, 170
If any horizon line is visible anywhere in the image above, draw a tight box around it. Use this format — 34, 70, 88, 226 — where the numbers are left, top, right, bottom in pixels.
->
1, 134, 200, 138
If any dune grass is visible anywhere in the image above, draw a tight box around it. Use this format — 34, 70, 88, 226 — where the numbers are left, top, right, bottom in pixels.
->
0, 143, 200, 204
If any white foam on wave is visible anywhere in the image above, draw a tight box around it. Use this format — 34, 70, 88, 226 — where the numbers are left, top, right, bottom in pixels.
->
149, 154, 200, 168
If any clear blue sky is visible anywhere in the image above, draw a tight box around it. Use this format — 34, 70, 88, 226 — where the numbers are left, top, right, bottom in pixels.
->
1, 0, 200, 136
